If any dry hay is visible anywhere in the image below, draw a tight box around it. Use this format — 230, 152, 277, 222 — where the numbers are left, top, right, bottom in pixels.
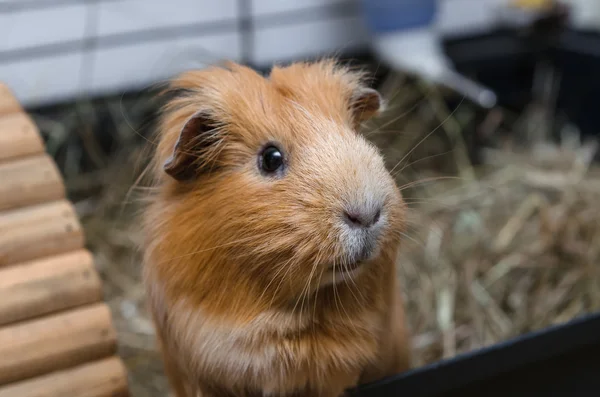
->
30, 75, 600, 396
72, 147, 168, 397
368, 73, 600, 366
81, 137, 600, 396
396, 141, 600, 366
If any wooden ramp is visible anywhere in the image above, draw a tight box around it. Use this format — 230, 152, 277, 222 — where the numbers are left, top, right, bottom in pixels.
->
0, 83, 129, 397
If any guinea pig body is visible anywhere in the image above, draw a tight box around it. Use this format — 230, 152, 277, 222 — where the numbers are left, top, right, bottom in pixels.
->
142, 60, 411, 397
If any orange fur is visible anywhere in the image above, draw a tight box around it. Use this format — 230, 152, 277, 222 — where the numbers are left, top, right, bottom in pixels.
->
142, 59, 411, 397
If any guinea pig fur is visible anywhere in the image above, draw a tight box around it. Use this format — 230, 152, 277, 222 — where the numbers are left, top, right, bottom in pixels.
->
142, 59, 411, 397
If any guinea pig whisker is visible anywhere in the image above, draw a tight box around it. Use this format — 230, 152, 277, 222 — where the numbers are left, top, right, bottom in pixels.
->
293, 271, 311, 318
344, 278, 364, 307
343, 263, 366, 304
312, 269, 325, 328
157, 235, 265, 264
363, 81, 422, 134
331, 260, 354, 335
302, 263, 319, 318
119, 91, 159, 147
119, 160, 155, 219
398, 231, 427, 250
290, 286, 304, 320
401, 197, 450, 206
332, 260, 340, 315
268, 257, 298, 309
393, 149, 455, 177
395, 176, 463, 192
364, 98, 424, 137
292, 252, 320, 319
308, 246, 327, 320
389, 96, 464, 176
257, 256, 295, 306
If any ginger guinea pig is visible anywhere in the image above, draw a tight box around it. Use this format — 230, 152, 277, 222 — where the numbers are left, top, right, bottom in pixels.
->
142, 59, 411, 397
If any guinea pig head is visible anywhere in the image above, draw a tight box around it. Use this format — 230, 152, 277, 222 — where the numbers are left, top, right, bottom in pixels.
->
145, 60, 405, 314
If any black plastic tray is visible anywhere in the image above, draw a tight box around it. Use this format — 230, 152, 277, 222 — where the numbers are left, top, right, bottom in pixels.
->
349, 311, 600, 397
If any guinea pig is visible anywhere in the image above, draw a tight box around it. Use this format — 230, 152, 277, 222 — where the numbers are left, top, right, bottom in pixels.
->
142, 59, 411, 397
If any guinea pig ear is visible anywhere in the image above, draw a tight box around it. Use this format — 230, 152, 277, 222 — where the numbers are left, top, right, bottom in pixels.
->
350, 86, 384, 125
163, 112, 219, 181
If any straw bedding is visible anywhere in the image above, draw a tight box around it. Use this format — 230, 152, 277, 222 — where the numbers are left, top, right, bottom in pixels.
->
29, 73, 600, 396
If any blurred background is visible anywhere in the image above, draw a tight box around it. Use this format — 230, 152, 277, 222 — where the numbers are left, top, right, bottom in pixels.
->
2, 0, 600, 395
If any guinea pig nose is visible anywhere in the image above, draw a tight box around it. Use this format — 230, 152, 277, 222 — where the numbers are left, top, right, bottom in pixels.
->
344, 207, 382, 228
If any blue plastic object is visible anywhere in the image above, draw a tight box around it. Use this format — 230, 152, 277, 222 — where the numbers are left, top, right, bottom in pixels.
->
358, 0, 437, 34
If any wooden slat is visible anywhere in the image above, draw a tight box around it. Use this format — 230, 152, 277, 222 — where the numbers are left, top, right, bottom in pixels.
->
0, 303, 118, 386
0, 81, 128, 395
0, 113, 45, 163
0, 200, 84, 267
0, 250, 102, 326
0, 83, 22, 117
0, 357, 129, 397
0, 154, 65, 212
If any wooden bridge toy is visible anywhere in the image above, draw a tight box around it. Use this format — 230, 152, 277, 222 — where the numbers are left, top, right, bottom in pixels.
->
0, 83, 129, 397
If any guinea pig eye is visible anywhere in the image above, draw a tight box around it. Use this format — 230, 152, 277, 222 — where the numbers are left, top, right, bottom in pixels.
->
259, 145, 284, 174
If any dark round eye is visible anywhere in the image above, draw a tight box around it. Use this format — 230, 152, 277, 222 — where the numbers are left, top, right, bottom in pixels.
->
260, 145, 284, 173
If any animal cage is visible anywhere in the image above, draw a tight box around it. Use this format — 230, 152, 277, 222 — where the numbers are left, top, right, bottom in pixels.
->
2, 78, 600, 397
3, 0, 599, 109
2, 1, 600, 396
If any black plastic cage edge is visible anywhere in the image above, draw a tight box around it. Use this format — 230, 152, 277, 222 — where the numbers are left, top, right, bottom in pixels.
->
349, 310, 600, 397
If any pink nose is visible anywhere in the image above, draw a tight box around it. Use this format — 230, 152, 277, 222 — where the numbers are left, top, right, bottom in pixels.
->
344, 208, 381, 228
